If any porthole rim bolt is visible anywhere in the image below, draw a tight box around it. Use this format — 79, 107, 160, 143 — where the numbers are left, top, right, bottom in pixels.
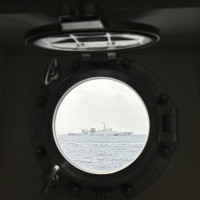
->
159, 145, 171, 157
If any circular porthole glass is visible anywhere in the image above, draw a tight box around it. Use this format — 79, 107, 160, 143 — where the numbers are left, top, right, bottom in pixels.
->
53, 77, 150, 174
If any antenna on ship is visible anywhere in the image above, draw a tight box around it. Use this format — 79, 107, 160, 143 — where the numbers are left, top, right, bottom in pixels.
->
101, 122, 106, 130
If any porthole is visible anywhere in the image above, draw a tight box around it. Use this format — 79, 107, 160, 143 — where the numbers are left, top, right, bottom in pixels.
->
53, 77, 150, 175
31, 58, 178, 199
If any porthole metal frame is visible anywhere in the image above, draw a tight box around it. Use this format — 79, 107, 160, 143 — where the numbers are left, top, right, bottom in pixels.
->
31, 58, 178, 199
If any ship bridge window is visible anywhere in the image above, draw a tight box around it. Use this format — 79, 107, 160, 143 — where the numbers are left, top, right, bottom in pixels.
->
53, 78, 150, 174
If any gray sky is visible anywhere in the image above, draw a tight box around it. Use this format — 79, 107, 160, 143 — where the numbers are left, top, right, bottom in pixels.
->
54, 78, 150, 135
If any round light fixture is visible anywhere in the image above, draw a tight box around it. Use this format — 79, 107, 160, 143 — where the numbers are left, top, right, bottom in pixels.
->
25, 21, 160, 52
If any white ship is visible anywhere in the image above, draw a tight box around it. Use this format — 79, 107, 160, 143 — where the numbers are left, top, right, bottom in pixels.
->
68, 122, 133, 136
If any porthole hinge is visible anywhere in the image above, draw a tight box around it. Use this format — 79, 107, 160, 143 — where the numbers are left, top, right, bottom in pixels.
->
157, 105, 178, 142
91, 190, 112, 200
82, 52, 116, 62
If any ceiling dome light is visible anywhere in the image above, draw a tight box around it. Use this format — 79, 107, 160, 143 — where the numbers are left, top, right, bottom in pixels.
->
25, 20, 160, 52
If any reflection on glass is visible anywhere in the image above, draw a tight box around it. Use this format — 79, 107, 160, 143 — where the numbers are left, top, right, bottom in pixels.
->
53, 78, 150, 174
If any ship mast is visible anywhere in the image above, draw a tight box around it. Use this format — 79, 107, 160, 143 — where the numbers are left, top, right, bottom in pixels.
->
101, 122, 106, 130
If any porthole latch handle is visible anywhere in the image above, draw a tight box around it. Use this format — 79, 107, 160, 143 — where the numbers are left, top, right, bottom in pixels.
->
45, 59, 60, 85
157, 105, 178, 142
41, 165, 60, 194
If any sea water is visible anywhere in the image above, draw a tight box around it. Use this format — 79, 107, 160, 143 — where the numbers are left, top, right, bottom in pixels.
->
56, 134, 148, 174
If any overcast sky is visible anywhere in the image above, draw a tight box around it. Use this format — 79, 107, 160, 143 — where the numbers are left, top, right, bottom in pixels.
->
54, 78, 149, 135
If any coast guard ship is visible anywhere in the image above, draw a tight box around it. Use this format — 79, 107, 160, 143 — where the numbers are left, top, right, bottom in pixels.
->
68, 122, 133, 136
